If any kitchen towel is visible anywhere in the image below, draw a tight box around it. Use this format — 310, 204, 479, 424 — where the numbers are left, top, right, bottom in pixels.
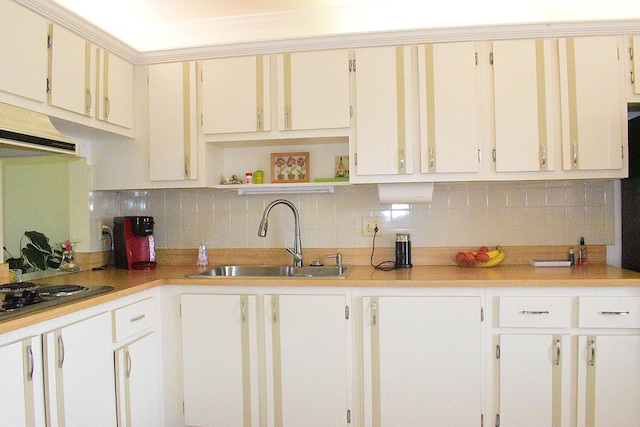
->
378, 182, 434, 204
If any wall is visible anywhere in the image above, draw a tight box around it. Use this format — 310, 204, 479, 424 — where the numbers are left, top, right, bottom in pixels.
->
90, 179, 615, 253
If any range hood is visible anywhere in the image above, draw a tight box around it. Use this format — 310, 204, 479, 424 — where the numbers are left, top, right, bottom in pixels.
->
0, 102, 77, 156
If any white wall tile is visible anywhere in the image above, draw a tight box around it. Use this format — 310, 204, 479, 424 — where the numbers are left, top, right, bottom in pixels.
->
89, 180, 616, 250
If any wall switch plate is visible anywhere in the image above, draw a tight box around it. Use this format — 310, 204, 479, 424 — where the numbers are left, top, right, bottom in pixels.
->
362, 216, 381, 236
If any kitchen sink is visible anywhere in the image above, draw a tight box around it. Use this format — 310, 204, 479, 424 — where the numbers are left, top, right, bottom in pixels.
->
188, 265, 350, 278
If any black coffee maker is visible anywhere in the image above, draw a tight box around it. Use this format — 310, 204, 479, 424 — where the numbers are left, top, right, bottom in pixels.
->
113, 216, 156, 270
395, 233, 412, 268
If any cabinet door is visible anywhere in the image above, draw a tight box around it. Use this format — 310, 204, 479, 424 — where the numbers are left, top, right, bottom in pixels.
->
201, 56, 271, 134
264, 294, 350, 427
362, 296, 482, 426
148, 62, 198, 181
632, 36, 640, 95
354, 46, 413, 176
0, 0, 48, 102
48, 24, 92, 116
278, 49, 351, 130
0, 337, 45, 427
492, 39, 556, 172
559, 36, 625, 171
498, 334, 570, 427
43, 312, 117, 427
578, 335, 640, 427
181, 294, 260, 426
97, 50, 134, 129
115, 332, 161, 427
418, 42, 482, 173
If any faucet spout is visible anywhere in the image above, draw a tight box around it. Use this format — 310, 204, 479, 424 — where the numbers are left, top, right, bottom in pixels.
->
258, 199, 303, 267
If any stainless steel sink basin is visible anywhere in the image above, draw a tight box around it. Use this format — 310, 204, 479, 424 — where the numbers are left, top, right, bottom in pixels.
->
188, 265, 350, 278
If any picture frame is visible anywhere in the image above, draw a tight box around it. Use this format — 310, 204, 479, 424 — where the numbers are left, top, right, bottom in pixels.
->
271, 152, 310, 183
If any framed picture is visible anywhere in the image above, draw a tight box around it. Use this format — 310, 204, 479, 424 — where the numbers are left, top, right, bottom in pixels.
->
271, 152, 310, 183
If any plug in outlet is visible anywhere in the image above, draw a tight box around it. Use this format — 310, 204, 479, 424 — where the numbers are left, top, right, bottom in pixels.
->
362, 216, 381, 236
99, 220, 107, 240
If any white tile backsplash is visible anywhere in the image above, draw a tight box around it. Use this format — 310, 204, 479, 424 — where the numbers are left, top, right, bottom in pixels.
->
90, 180, 616, 251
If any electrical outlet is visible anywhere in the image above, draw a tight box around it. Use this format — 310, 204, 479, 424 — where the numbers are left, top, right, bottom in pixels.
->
362, 216, 381, 236
99, 220, 107, 240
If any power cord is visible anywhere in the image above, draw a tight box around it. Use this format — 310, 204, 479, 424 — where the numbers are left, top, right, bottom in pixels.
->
369, 225, 396, 271
92, 225, 113, 271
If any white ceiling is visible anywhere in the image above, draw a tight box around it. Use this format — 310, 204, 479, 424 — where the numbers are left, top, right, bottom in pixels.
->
49, 0, 640, 52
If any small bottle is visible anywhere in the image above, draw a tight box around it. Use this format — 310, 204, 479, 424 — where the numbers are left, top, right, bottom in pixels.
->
578, 237, 587, 265
197, 239, 208, 267
336, 157, 346, 178
568, 246, 575, 266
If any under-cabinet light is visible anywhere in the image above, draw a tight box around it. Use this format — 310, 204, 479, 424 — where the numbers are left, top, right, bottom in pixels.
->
237, 185, 335, 195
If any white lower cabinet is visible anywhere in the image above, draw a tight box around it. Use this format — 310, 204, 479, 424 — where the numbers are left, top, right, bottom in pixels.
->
113, 296, 161, 427
498, 334, 570, 427
115, 332, 161, 427
361, 295, 482, 426
0, 336, 45, 426
180, 291, 351, 427
264, 293, 350, 427
181, 293, 260, 426
43, 311, 117, 427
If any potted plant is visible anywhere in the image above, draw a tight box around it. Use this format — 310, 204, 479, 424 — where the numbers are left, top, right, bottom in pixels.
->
8, 231, 63, 272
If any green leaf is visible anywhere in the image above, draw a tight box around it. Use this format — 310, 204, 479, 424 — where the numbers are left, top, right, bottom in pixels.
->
22, 245, 47, 270
24, 231, 53, 254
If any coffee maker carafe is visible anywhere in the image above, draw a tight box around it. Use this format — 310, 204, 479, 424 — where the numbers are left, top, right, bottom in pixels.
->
113, 216, 157, 270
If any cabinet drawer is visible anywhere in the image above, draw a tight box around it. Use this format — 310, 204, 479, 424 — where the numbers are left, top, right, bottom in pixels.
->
578, 297, 640, 328
113, 297, 155, 342
499, 297, 571, 328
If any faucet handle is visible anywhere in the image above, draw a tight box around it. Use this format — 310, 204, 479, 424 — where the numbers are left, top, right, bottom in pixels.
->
326, 253, 343, 268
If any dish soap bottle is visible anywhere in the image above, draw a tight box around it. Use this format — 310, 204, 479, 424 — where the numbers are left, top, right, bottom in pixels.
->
578, 237, 587, 265
197, 239, 208, 267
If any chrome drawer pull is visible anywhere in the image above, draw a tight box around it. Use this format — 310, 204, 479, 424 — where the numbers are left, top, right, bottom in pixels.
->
129, 314, 146, 322
600, 311, 629, 316
520, 310, 550, 315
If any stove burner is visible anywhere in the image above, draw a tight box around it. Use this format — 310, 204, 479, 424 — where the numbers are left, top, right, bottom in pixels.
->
0, 282, 38, 293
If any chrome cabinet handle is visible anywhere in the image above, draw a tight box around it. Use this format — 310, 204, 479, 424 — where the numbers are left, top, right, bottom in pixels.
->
554, 339, 561, 366
257, 106, 262, 130
130, 314, 146, 322
86, 89, 92, 114
429, 147, 435, 169
399, 147, 405, 171
540, 144, 547, 168
104, 97, 111, 119
126, 350, 132, 378
26, 344, 34, 380
272, 298, 278, 322
241, 299, 247, 323
371, 301, 377, 326
600, 311, 630, 315
57, 335, 65, 368
589, 339, 596, 367
520, 310, 550, 315
573, 143, 578, 167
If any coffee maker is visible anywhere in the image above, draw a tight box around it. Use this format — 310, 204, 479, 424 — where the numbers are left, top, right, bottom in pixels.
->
113, 216, 157, 270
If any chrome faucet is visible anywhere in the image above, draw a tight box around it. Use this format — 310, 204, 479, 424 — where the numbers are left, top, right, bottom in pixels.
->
258, 199, 303, 267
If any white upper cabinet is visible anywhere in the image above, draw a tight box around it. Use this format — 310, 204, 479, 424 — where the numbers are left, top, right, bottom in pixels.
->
148, 62, 198, 181
277, 49, 351, 131
354, 46, 414, 177
96, 49, 134, 129
48, 24, 95, 116
491, 39, 556, 172
418, 42, 482, 174
0, 0, 48, 102
201, 55, 271, 134
559, 36, 626, 171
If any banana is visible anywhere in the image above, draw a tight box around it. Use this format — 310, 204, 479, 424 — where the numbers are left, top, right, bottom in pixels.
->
476, 249, 506, 267
485, 249, 501, 259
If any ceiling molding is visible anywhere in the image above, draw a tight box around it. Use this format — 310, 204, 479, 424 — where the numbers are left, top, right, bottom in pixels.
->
15, 0, 640, 65
139, 19, 640, 65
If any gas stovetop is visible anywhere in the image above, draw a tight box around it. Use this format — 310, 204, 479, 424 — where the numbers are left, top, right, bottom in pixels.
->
0, 282, 114, 320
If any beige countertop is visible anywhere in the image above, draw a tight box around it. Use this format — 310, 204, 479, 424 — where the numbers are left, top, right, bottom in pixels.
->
2, 263, 640, 334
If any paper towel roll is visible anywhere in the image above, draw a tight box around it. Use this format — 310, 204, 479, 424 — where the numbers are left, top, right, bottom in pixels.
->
378, 182, 434, 204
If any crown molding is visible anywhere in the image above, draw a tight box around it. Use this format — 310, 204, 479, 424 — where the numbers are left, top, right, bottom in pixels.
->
15, 0, 640, 65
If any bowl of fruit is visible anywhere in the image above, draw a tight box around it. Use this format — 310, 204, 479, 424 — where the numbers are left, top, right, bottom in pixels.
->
455, 246, 506, 268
